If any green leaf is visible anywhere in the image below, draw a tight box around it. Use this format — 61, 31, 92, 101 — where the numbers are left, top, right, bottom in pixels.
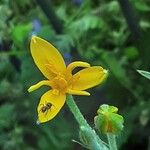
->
135, 1, 150, 12
68, 14, 104, 40
137, 70, 150, 80
101, 52, 132, 89
140, 20, 150, 29
0, 104, 15, 130
124, 47, 139, 59
11, 23, 32, 46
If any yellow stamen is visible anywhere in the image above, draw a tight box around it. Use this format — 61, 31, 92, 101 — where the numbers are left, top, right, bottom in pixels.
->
51, 75, 68, 93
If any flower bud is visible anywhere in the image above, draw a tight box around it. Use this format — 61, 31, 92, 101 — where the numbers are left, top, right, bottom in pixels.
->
94, 104, 124, 134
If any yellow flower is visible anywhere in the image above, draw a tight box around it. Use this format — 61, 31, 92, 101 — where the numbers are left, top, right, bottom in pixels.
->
28, 36, 108, 123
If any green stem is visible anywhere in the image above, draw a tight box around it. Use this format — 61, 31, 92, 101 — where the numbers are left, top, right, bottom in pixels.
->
35, 0, 63, 34
66, 95, 89, 127
66, 95, 108, 150
107, 133, 117, 150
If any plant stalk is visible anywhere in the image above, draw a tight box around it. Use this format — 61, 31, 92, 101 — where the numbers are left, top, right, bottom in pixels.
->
66, 95, 108, 150
35, 0, 63, 34
107, 133, 118, 150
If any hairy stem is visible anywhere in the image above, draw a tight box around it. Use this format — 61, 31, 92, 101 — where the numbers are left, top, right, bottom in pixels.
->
107, 133, 118, 150
66, 95, 89, 127
66, 95, 108, 150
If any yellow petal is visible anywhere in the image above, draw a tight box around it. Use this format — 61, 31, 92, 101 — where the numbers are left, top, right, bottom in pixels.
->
72, 66, 108, 91
67, 89, 90, 96
66, 61, 90, 74
30, 36, 66, 79
37, 90, 66, 123
28, 80, 52, 92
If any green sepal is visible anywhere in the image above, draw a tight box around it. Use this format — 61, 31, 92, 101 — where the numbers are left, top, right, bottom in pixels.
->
95, 104, 124, 134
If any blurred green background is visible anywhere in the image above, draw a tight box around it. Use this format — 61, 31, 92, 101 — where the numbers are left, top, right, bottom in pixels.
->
0, 0, 150, 149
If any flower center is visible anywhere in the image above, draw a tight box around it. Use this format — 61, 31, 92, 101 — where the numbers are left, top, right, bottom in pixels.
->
51, 74, 68, 94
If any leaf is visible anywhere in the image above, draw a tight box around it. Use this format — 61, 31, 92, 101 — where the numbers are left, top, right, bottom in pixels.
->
101, 52, 132, 89
124, 47, 139, 59
68, 14, 104, 40
11, 23, 32, 46
0, 104, 15, 130
140, 20, 150, 29
135, 1, 150, 12
137, 70, 150, 80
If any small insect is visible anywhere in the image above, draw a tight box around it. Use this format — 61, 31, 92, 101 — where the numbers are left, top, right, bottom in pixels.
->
40, 102, 54, 114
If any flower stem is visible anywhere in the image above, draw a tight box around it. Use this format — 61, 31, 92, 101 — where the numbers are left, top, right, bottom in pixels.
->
66, 95, 108, 150
107, 133, 118, 150
66, 95, 89, 127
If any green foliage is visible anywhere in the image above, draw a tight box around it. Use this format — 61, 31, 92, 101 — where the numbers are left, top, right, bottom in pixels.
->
134, 0, 150, 12
11, 23, 32, 46
0, 0, 150, 149
137, 70, 150, 80
124, 47, 139, 60
0, 104, 15, 130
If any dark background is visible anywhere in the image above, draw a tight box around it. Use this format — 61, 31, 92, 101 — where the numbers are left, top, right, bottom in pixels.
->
0, 0, 150, 149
